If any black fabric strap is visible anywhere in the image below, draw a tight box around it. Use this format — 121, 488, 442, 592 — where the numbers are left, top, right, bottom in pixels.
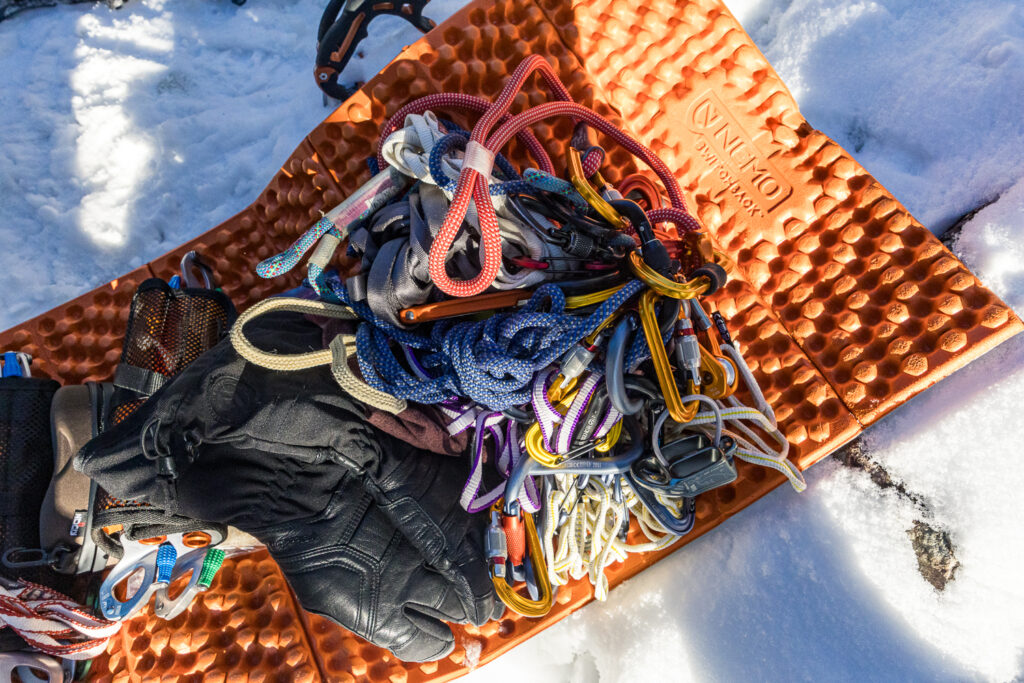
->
113, 364, 166, 397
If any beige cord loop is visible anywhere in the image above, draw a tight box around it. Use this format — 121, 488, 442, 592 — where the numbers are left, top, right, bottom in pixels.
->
230, 297, 407, 414
329, 335, 406, 414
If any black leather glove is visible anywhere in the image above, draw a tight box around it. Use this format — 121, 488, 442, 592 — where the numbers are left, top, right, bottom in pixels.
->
75, 311, 497, 661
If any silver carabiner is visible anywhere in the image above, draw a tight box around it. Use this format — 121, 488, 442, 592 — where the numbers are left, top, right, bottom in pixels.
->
179, 251, 215, 289
152, 547, 227, 621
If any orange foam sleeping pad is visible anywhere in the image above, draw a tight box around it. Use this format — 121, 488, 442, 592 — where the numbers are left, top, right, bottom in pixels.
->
0, 0, 1019, 680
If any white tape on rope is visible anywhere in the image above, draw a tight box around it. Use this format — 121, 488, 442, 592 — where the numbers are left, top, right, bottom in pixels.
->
464, 141, 496, 177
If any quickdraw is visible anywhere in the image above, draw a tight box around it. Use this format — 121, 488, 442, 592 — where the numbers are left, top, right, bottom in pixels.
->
255, 54, 807, 618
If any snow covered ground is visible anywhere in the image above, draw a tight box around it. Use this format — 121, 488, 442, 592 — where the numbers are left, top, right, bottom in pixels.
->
1, 0, 1023, 680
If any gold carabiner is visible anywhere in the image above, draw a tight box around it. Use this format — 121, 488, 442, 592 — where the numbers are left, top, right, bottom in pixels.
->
628, 252, 711, 299
546, 375, 579, 404
566, 148, 629, 231
594, 419, 622, 453
525, 380, 581, 466
638, 289, 699, 422
564, 284, 626, 309
524, 422, 560, 467
491, 501, 554, 618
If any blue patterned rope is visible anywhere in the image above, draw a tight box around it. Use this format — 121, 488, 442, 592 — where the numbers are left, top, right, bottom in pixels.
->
319, 272, 646, 410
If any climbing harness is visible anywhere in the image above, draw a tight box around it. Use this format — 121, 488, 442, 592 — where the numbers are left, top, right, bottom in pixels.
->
238, 53, 808, 618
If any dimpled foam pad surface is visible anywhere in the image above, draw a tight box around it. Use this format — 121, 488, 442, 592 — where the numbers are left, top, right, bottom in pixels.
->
0, 0, 1017, 679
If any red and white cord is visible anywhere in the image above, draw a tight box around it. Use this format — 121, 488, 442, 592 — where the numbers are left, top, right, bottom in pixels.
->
378, 55, 703, 297
0, 579, 120, 660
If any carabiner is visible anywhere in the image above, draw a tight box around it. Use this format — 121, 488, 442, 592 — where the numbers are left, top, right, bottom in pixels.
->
0, 652, 67, 683
566, 147, 629, 231
627, 477, 697, 536
628, 252, 710, 299
489, 500, 553, 618
564, 284, 626, 310
605, 314, 645, 415
1, 545, 71, 570
0, 351, 31, 378
638, 290, 699, 423
398, 289, 533, 324
179, 250, 215, 289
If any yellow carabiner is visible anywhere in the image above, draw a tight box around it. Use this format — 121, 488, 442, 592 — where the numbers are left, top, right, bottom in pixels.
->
525, 379, 579, 466
566, 148, 630, 231
546, 374, 579, 404
525, 372, 624, 464
565, 284, 626, 309
491, 501, 553, 618
628, 252, 711, 299
582, 309, 622, 348
524, 422, 561, 467
638, 289, 699, 423
594, 419, 622, 453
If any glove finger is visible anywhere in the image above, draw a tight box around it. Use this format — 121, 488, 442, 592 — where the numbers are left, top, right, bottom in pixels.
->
392, 603, 457, 662
278, 546, 458, 662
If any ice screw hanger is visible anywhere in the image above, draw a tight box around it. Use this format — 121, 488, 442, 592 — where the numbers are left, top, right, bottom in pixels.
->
155, 543, 177, 586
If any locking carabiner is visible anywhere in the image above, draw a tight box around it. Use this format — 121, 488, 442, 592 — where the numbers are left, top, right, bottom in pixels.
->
490, 500, 553, 618
638, 290, 699, 423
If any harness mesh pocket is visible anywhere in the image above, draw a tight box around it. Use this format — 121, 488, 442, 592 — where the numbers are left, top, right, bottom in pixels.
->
0, 377, 59, 584
113, 279, 235, 399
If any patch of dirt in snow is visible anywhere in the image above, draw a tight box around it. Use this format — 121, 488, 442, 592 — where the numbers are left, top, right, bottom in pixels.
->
833, 440, 960, 591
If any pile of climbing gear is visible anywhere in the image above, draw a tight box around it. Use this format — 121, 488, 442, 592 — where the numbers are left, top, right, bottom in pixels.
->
0, 254, 251, 679
8, 53, 809, 669
267, 54, 807, 612
250, 55, 805, 626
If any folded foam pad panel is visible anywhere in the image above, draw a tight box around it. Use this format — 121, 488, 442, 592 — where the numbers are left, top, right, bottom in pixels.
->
0, 0, 1018, 679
